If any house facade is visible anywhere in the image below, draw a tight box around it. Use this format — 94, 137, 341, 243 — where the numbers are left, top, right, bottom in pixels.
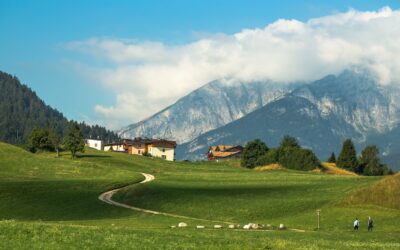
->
104, 143, 125, 152
128, 138, 152, 155
207, 145, 243, 161
128, 138, 176, 161
104, 139, 133, 152
85, 139, 104, 151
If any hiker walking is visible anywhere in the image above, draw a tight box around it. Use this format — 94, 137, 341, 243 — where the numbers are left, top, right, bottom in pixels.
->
353, 218, 360, 231
368, 216, 374, 231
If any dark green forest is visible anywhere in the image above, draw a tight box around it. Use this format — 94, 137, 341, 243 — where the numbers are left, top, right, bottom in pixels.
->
0, 71, 119, 145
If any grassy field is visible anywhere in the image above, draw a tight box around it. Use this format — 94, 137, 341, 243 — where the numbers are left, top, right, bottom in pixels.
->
0, 142, 399, 249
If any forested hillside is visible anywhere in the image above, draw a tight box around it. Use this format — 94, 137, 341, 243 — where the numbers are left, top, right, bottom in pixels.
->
0, 71, 119, 144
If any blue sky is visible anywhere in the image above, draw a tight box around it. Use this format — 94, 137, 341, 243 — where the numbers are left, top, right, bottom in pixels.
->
1, 0, 399, 129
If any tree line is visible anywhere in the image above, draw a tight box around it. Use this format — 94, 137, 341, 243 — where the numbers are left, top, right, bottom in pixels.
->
0, 71, 119, 146
327, 138, 393, 176
28, 123, 85, 158
241, 136, 393, 176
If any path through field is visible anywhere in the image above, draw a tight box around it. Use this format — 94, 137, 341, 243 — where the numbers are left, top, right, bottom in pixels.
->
98, 173, 235, 225
98, 172, 307, 232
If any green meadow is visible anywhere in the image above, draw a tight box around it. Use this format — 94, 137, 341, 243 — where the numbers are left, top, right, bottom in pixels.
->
0, 142, 399, 249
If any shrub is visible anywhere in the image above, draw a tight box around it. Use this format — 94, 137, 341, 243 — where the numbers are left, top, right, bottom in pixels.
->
257, 148, 278, 166
278, 148, 320, 171
279, 135, 300, 149
241, 139, 269, 169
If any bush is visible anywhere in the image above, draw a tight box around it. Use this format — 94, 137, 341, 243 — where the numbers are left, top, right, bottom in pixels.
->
257, 148, 278, 166
278, 148, 320, 171
279, 135, 300, 149
241, 139, 269, 169
143, 152, 152, 157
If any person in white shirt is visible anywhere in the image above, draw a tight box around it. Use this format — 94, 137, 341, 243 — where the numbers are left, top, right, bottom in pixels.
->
353, 218, 360, 231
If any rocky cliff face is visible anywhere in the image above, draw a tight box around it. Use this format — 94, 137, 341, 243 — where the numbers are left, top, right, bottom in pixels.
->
177, 71, 400, 163
117, 69, 400, 169
118, 79, 292, 143
291, 71, 400, 137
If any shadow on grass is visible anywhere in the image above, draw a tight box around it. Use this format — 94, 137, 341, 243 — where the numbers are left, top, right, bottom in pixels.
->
0, 179, 138, 222
77, 154, 111, 158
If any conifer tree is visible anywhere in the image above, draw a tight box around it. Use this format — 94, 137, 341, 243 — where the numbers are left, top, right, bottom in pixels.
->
337, 139, 358, 171
327, 152, 336, 163
359, 145, 391, 176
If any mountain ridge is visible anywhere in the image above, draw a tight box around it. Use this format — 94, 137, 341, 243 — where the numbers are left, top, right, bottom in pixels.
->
118, 79, 294, 143
0, 71, 119, 144
176, 70, 400, 170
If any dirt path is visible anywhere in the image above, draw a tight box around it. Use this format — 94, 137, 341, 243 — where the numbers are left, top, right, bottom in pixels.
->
98, 173, 307, 232
98, 173, 235, 224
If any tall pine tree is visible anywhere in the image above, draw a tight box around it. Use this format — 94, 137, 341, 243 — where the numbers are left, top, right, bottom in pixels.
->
359, 145, 391, 176
337, 139, 358, 172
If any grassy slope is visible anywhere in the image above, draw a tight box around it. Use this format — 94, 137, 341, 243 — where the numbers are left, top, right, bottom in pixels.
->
343, 173, 400, 209
319, 162, 358, 176
0, 142, 399, 249
0, 142, 146, 222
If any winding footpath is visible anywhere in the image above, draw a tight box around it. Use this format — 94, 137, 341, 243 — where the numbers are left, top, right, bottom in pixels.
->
98, 173, 235, 224
98, 173, 306, 232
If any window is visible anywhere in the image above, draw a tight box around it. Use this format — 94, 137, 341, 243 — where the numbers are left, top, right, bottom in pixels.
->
138, 150, 141, 154
162, 148, 165, 152
162, 155, 166, 159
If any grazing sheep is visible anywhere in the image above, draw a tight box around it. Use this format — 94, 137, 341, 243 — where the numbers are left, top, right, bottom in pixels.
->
196, 225, 205, 229
228, 224, 235, 229
214, 225, 222, 229
279, 224, 286, 230
178, 222, 187, 228
243, 223, 262, 230
251, 223, 259, 229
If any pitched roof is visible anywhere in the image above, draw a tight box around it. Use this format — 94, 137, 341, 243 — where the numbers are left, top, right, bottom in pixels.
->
129, 138, 177, 148
208, 145, 243, 158
210, 150, 241, 158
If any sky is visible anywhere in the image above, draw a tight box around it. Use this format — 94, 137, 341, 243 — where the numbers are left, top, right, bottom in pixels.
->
1, 0, 400, 129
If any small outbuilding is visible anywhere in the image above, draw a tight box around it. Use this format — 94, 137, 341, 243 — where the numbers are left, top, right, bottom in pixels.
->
85, 139, 104, 151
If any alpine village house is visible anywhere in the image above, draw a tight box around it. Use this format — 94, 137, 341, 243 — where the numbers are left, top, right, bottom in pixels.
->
86, 138, 177, 161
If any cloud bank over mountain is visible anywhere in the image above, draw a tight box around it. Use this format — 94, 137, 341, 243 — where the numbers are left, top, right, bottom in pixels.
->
67, 7, 400, 126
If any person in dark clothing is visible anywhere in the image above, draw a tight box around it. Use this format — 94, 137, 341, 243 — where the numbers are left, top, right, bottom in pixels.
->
368, 216, 374, 231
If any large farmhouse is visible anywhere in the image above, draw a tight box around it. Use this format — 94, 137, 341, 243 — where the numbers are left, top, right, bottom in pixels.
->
128, 138, 176, 161
207, 145, 243, 161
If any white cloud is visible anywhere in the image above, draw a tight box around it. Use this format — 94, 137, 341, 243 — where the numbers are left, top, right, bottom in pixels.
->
67, 6, 400, 128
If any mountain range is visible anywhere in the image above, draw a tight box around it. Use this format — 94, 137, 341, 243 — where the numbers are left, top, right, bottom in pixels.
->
118, 79, 293, 144
119, 70, 400, 170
